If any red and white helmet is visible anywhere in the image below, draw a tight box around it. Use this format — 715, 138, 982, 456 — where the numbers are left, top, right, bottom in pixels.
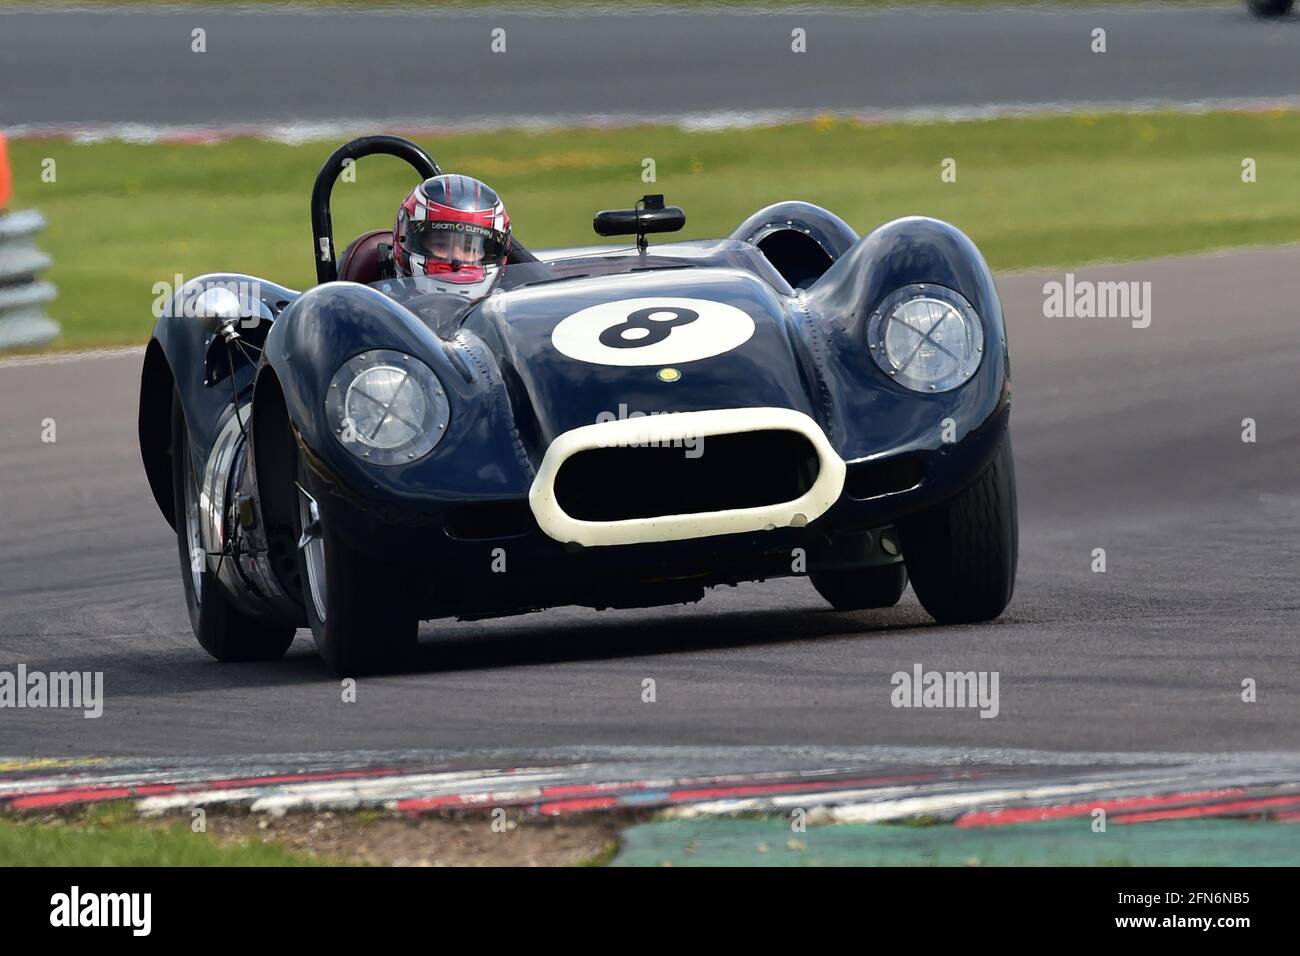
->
393, 174, 511, 298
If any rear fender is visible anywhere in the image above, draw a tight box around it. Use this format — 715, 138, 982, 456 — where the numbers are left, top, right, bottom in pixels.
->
730, 201, 860, 290
139, 274, 297, 527
138, 338, 178, 529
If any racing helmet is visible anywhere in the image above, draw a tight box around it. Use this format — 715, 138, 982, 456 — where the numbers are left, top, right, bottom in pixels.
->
393, 174, 511, 297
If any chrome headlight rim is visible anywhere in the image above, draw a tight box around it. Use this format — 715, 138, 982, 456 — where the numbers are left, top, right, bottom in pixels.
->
326, 348, 450, 466
866, 283, 984, 393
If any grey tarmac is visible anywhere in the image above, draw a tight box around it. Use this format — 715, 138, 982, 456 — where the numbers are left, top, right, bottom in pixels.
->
2, 5, 1300, 133
1, 244, 1297, 757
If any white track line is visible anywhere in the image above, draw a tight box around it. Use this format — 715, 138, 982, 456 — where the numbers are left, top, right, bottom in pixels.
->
0, 345, 142, 369
8, 96, 1300, 144
666, 780, 1151, 823
135, 767, 581, 816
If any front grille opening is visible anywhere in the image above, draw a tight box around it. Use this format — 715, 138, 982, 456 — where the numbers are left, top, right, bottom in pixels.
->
554, 429, 820, 523
444, 501, 535, 540
845, 454, 923, 500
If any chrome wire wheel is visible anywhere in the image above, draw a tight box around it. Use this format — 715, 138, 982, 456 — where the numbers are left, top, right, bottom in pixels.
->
183, 451, 204, 603
297, 483, 327, 623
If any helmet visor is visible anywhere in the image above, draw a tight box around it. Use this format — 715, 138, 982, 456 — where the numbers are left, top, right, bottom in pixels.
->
404, 221, 508, 270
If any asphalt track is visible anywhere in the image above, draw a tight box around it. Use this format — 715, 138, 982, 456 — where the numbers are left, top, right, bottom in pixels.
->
2, 4, 1300, 133
1, 245, 1298, 757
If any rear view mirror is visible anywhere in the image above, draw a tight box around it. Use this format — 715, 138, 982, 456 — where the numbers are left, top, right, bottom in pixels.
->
593, 194, 686, 250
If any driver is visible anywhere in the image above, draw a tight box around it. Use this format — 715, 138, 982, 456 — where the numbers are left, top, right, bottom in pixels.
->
393, 174, 511, 298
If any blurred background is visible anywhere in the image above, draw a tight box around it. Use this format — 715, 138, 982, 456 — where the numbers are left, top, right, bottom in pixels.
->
2, 0, 1299, 348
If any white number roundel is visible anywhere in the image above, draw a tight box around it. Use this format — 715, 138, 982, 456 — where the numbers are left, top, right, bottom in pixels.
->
550, 297, 756, 367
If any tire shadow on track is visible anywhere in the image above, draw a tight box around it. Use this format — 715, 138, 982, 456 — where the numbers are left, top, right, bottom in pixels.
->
402, 603, 953, 676
7, 600, 992, 697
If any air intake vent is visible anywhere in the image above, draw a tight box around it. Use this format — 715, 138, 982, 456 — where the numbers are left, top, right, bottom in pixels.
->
844, 454, 923, 500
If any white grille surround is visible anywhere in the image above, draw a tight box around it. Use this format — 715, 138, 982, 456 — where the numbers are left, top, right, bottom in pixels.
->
528, 407, 847, 548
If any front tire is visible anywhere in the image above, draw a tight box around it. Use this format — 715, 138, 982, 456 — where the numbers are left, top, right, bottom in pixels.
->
171, 393, 295, 663
899, 436, 1018, 624
292, 452, 418, 676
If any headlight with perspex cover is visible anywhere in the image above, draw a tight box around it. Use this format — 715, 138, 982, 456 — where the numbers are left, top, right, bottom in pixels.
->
866, 284, 984, 393
326, 349, 450, 465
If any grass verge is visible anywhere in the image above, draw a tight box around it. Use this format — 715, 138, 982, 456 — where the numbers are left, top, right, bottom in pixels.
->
0, 804, 621, 866
8, 108, 1300, 348
0, 805, 318, 866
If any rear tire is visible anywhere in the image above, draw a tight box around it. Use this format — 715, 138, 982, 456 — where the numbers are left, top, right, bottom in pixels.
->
171, 393, 295, 663
811, 563, 908, 611
292, 452, 418, 676
1247, 0, 1293, 19
899, 436, 1018, 625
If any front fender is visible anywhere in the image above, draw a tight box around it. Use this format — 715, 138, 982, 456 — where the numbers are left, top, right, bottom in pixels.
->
804, 216, 1010, 465
259, 281, 533, 512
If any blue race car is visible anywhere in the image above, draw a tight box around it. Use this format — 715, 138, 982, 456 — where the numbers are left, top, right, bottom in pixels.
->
139, 136, 1016, 674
